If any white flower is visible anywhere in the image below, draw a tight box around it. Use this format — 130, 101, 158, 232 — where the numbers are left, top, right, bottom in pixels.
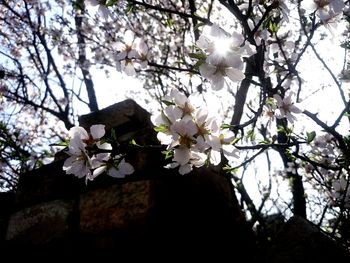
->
301, 0, 345, 23
88, 152, 111, 181
199, 56, 245, 90
167, 148, 207, 175
108, 158, 135, 178
206, 129, 239, 165
286, 162, 297, 174
273, 93, 302, 123
91, 155, 134, 179
196, 24, 256, 90
170, 119, 198, 148
63, 136, 91, 178
63, 124, 111, 179
331, 176, 350, 207
86, 0, 112, 20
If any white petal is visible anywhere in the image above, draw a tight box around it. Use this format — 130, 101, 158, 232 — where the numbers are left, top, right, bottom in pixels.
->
191, 151, 207, 167
107, 167, 124, 178
90, 124, 105, 139
92, 165, 107, 178
273, 94, 283, 106
124, 30, 135, 45
157, 132, 173, 145
164, 106, 182, 123
207, 135, 221, 151
210, 72, 225, 90
178, 164, 193, 175
225, 54, 243, 69
118, 159, 135, 175
225, 68, 245, 82
199, 63, 216, 79
98, 6, 111, 20
210, 149, 221, 165
123, 62, 136, 76
69, 126, 88, 140
173, 147, 191, 165
330, 0, 345, 13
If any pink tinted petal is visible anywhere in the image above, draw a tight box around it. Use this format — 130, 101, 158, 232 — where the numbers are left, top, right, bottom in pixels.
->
90, 124, 105, 139
225, 68, 245, 82
173, 147, 191, 165
118, 159, 134, 175
178, 164, 193, 175
69, 126, 88, 140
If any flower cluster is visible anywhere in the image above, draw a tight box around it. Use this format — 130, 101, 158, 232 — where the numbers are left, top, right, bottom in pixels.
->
63, 124, 134, 182
301, 0, 345, 24
273, 93, 303, 123
331, 175, 350, 208
114, 30, 149, 76
153, 88, 239, 175
195, 24, 256, 90
86, 0, 112, 20
300, 133, 350, 207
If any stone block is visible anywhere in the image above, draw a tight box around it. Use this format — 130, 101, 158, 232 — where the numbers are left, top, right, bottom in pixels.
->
80, 181, 154, 234
6, 199, 74, 244
14, 160, 81, 210
78, 99, 153, 142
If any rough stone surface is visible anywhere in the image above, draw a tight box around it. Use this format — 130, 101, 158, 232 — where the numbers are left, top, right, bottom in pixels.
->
14, 160, 80, 210
80, 181, 154, 234
6, 199, 74, 243
78, 99, 153, 143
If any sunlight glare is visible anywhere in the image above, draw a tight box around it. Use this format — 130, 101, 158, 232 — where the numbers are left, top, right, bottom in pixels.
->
214, 37, 232, 56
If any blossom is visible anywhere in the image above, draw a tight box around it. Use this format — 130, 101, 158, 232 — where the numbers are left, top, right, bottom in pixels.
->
331, 176, 350, 208
114, 30, 149, 76
167, 147, 207, 175
92, 156, 134, 179
63, 135, 92, 178
301, 0, 345, 24
206, 129, 239, 165
195, 24, 256, 90
63, 125, 112, 179
273, 93, 302, 123
85, 0, 112, 20
199, 54, 245, 90
153, 88, 240, 175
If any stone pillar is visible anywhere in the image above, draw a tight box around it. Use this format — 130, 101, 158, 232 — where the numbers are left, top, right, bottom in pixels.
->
4, 99, 255, 259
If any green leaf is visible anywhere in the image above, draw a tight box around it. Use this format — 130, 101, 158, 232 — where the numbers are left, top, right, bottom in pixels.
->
50, 141, 69, 147
221, 123, 231, 129
161, 99, 174, 106
188, 52, 206, 60
259, 139, 271, 145
223, 164, 238, 174
161, 150, 173, 160
306, 131, 316, 143
129, 139, 141, 147
193, 22, 205, 31
110, 128, 117, 141
193, 59, 205, 69
166, 18, 174, 28
154, 125, 168, 133
247, 129, 256, 141
106, 0, 118, 7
